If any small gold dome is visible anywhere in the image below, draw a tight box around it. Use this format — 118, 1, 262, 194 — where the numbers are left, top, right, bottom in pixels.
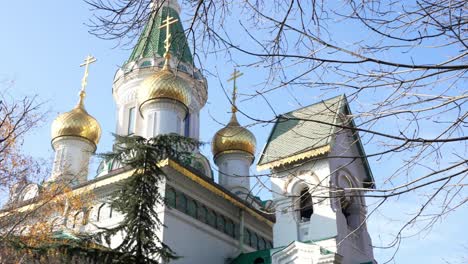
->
51, 91, 101, 147
139, 68, 191, 110
212, 114, 256, 158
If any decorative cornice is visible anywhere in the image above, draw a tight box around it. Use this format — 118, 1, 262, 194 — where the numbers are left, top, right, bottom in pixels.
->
163, 159, 274, 227
257, 145, 331, 171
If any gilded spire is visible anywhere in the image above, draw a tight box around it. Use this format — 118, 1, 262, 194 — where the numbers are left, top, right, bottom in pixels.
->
211, 68, 256, 159
51, 55, 101, 147
227, 69, 244, 114
159, 14, 179, 70
77, 55, 97, 109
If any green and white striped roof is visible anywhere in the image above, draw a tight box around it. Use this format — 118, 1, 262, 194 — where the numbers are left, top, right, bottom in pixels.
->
127, 5, 193, 64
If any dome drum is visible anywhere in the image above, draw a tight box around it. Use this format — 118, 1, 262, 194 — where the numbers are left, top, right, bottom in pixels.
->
139, 97, 189, 119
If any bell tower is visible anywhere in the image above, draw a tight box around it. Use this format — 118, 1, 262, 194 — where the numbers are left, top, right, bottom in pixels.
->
258, 95, 376, 264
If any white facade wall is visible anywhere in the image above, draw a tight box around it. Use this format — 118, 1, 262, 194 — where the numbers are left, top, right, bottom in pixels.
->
77, 166, 272, 263
163, 209, 240, 264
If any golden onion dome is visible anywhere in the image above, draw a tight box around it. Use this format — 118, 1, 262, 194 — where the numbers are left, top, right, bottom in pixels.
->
212, 113, 256, 158
51, 91, 101, 147
138, 67, 191, 110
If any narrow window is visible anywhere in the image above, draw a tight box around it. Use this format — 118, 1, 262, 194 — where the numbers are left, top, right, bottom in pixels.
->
83, 207, 91, 225
97, 203, 105, 221
225, 220, 234, 237
234, 224, 240, 239
217, 215, 225, 233
176, 192, 187, 213
198, 206, 207, 223
207, 210, 216, 227
176, 116, 181, 134
165, 188, 176, 208
187, 199, 197, 218
184, 113, 191, 137
251, 233, 258, 249
127, 107, 135, 135
109, 206, 113, 218
258, 238, 266, 250
151, 112, 158, 136
267, 241, 273, 249
72, 212, 81, 228
299, 187, 313, 221
341, 198, 360, 230
244, 229, 251, 246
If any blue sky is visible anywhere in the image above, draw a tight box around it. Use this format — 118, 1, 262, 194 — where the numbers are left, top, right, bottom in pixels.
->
0, 1, 466, 263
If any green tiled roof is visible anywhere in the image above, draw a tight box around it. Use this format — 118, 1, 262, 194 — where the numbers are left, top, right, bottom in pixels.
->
127, 6, 193, 64
258, 95, 344, 167
257, 95, 374, 187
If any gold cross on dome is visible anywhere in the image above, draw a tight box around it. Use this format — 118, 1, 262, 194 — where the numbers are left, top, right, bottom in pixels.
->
159, 15, 179, 55
79, 55, 97, 91
227, 69, 243, 113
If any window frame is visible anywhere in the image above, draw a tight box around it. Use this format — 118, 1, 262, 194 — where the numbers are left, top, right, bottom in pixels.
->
127, 106, 136, 135
299, 187, 313, 221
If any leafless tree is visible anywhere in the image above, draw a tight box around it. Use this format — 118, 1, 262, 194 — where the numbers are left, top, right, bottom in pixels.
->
85, 0, 467, 262
0, 80, 46, 204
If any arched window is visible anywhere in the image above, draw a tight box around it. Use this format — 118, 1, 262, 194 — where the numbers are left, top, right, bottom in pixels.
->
83, 207, 91, 225
251, 233, 258, 249
217, 215, 225, 233
267, 241, 273, 249
187, 199, 197, 218
198, 205, 207, 223
258, 237, 266, 250
299, 187, 313, 221
234, 224, 240, 239
207, 210, 216, 227
97, 203, 105, 221
225, 219, 234, 237
127, 107, 135, 135
184, 114, 190, 137
72, 211, 82, 228
244, 229, 251, 246
50, 218, 61, 232
337, 174, 361, 230
341, 195, 361, 230
176, 192, 187, 213
165, 188, 176, 208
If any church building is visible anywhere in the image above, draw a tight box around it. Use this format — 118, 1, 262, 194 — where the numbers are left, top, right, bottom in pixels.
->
4, 1, 377, 263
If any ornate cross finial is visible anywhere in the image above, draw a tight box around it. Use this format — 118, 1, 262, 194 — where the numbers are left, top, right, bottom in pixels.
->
77, 55, 97, 108
79, 55, 97, 92
159, 14, 178, 69
227, 69, 243, 113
